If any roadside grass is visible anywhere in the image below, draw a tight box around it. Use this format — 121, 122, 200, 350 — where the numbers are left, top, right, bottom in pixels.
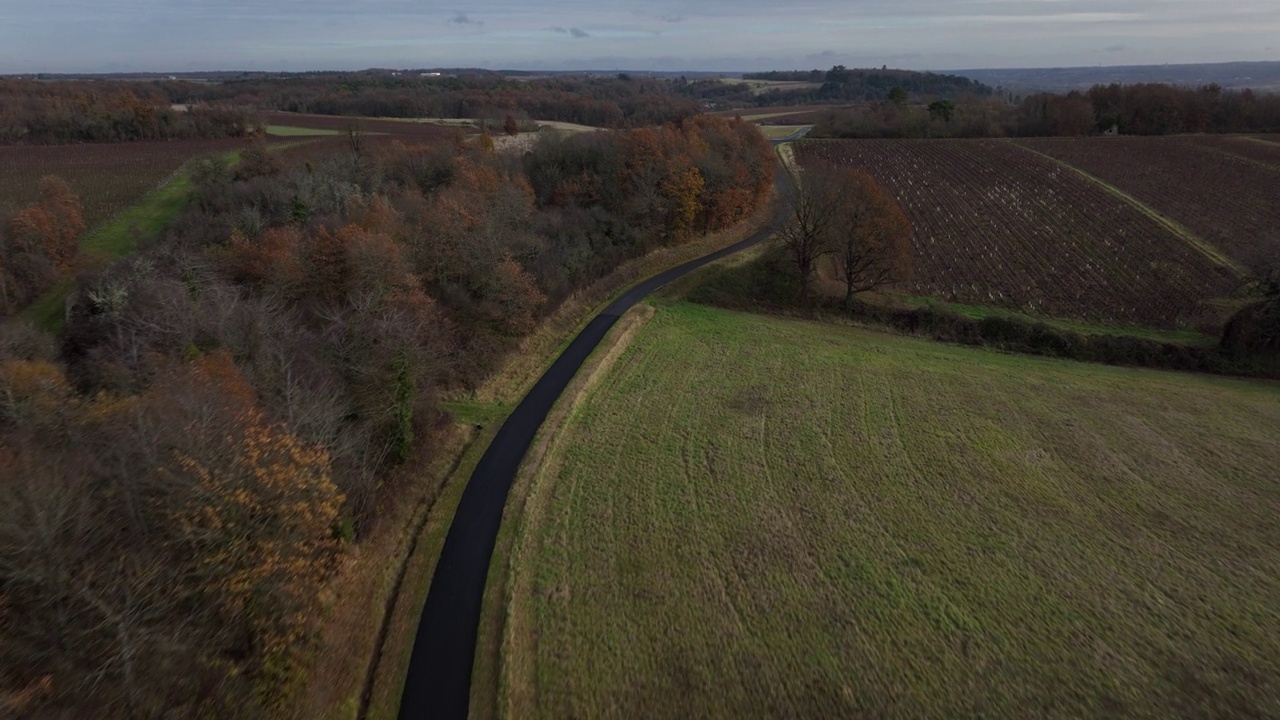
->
502, 301, 1280, 720
267, 124, 344, 137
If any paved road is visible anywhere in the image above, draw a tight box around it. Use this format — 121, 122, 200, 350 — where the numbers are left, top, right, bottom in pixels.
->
396, 141, 797, 720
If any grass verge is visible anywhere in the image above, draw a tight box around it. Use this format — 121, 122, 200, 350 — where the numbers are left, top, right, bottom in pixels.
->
502, 301, 1280, 719
472, 304, 656, 720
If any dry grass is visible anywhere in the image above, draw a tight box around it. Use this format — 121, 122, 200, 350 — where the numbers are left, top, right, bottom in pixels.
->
502, 301, 1280, 720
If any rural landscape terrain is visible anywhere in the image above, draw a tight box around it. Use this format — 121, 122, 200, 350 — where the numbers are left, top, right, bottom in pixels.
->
0, 52, 1278, 720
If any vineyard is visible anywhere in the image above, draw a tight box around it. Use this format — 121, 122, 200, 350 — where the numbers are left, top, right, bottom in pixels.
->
0, 138, 251, 229
1179, 135, 1280, 169
1017, 136, 1280, 273
797, 139, 1241, 330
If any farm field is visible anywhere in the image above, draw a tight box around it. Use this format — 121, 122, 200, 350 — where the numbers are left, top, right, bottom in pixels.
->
503, 301, 1280, 720
0, 138, 250, 228
797, 139, 1241, 330
262, 111, 465, 139
1179, 134, 1280, 168
1016, 136, 1280, 272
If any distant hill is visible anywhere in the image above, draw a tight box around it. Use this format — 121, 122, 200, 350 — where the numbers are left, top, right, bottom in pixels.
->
954, 61, 1280, 93
682, 66, 991, 109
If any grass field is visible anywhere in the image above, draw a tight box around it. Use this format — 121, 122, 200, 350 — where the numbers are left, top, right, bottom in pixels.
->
502, 301, 1280, 719
266, 124, 344, 137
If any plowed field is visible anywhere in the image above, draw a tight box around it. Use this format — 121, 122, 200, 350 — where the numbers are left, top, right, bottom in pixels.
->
797, 139, 1240, 330
1017, 136, 1280, 272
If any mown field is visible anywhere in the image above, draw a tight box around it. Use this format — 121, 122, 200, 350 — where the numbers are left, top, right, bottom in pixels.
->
503, 302, 1280, 720
797, 139, 1242, 330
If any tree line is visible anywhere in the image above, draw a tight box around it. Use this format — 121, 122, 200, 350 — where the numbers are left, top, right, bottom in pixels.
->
0, 116, 775, 717
169, 72, 704, 128
684, 65, 991, 110
812, 82, 1280, 138
0, 80, 254, 144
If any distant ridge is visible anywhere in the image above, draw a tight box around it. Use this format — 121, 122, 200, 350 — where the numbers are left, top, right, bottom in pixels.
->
951, 61, 1280, 92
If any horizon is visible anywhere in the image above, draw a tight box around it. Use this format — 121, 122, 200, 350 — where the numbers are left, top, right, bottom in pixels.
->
7, 58, 1280, 79
1, 0, 1277, 75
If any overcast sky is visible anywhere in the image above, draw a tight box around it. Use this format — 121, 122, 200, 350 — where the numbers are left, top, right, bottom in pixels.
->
1, 0, 1277, 74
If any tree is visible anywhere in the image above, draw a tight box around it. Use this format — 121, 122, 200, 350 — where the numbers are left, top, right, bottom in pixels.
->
503, 114, 520, 136
888, 86, 909, 106
928, 99, 956, 124
831, 168, 914, 307
777, 162, 843, 303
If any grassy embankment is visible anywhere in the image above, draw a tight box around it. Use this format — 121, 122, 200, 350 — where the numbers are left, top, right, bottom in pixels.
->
501, 300, 1280, 719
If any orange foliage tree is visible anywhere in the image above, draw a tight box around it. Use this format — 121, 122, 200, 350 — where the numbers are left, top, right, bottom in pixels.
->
1, 176, 85, 311
162, 354, 344, 708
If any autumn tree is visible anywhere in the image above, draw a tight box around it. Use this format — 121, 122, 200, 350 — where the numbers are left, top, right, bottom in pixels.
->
830, 168, 914, 307
0, 176, 85, 311
503, 114, 520, 136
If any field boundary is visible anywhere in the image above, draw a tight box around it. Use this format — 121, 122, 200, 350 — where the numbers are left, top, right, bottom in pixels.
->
1013, 142, 1248, 277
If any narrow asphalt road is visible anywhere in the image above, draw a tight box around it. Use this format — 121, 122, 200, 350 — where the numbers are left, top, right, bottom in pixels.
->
396, 137, 800, 720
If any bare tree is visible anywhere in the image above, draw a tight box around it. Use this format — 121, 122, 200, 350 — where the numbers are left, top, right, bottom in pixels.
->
779, 162, 913, 305
832, 167, 913, 307
777, 162, 843, 303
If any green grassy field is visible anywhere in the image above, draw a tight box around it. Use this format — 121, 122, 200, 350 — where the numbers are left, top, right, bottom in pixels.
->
265, 124, 343, 136
502, 301, 1280, 719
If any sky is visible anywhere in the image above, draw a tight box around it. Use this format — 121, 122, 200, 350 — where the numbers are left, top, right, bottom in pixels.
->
0, 0, 1277, 74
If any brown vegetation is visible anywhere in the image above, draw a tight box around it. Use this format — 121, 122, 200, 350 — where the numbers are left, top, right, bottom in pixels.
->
0, 79, 253, 144
0, 115, 776, 717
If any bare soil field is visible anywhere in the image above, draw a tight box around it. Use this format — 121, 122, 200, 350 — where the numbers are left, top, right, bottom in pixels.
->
1017, 136, 1280, 273
0, 138, 250, 227
798, 139, 1241, 330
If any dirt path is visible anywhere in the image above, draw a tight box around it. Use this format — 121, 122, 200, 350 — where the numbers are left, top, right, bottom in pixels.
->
395, 149, 795, 720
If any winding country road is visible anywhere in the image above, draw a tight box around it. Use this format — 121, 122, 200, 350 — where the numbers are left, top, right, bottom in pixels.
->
396, 134, 802, 720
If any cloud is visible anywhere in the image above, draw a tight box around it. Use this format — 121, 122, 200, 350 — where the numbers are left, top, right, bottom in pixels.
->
661, 15, 685, 23
1104, 44, 1127, 52
548, 25, 588, 38
447, 12, 482, 28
